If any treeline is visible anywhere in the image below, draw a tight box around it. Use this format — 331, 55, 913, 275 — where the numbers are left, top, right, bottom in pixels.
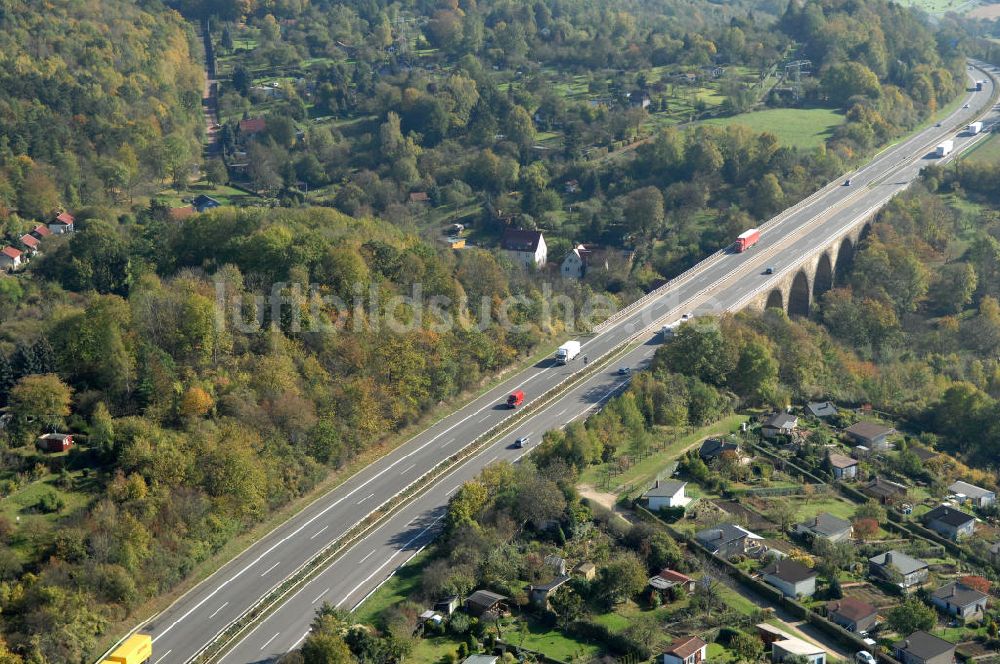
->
0, 0, 203, 229
0, 205, 604, 661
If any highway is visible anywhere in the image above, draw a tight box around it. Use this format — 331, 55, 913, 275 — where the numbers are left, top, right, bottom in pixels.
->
133, 63, 998, 664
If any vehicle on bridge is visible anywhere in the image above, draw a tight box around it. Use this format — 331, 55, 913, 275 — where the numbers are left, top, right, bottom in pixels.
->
507, 390, 524, 408
102, 634, 152, 664
555, 340, 581, 364
734, 228, 761, 252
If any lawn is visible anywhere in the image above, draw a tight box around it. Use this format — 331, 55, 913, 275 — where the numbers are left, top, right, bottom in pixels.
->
155, 183, 262, 207
578, 414, 749, 495
702, 107, 845, 149
503, 618, 600, 662
961, 131, 1000, 164
792, 496, 859, 522
352, 549, 431, 626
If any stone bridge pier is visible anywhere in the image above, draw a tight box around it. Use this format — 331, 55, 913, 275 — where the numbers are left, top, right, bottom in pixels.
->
744, 220, 872, 316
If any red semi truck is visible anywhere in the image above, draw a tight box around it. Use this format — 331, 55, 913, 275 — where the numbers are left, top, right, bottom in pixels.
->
734, 228, 761, 252
507, 390, 525, 408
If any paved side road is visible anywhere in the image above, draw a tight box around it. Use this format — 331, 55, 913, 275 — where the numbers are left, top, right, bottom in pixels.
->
126, 63, 998, 664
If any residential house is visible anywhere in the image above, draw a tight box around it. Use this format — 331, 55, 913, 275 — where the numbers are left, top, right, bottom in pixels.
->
434, 596, 459, 615
844, 422, 895, 450
564, 180, 579, 194
19, 234, 39, 255
0, 247, 22, 271
772, 638, 826, 664
528, 575, 570, 607
662, 636, 707, 664
861, 477, 908, 505
795, 513, 853, 543
193, 195, 222, 213
464, 590, 507, 617
851, 445, 871, 460
948, 481, 996, 509
806, 401, 838, 418
695, 523, 761, 558
239, 117, 267, 136
893, 631, 955, 664
49, 211, 75, 234
761, 558, 817, 598
419, 610, 443, 625
574, 562, 597, 580
762, 412, 798, 439
37, 433, 73, 453
868, 550, 929, 590
500, 228, 547, 268
826, 597, 878, 634
408, 192, 430, 204
644, 480, 691, 510
31, 224, 52, 240
757, 623, 795, 646
827, 453, 859, 480
923, 506, 975, 541
698, 438, 740, 462
930, 581, 989, 620
462, 656, 499, 664
649, 569, 696, 592
627, 91, 651, 109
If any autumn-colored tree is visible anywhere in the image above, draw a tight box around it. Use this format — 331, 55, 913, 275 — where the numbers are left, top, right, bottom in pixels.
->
179, 386, 214, 418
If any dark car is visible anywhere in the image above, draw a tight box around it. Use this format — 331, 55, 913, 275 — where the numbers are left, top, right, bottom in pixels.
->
764, 266, 774, 275
618, 366, 631, 376
514, 436, 529, 448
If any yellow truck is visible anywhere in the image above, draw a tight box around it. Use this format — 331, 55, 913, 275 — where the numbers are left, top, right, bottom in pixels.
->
102, 634, 152, 664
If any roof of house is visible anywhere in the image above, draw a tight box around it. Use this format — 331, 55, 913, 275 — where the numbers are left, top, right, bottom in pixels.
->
54, 211, 75, 225
869, 550, 927, 575
828, 453, 858, 469
695, 523, 760, 548
645, 479, 686, 498
893, 631, 955, 661
192, 195, 221, 208
699, 438, 739, 459
1, 247, 22, 259
462, 656, 499, 664
501, 228, 544, 252
239, 117, 267, 134
773, 638, 825, 657
764, 412, 798, 429
806, 401, 838, 417
657, 569, 694, 585
666, 636, 707, 659
38, 433, 72, 441
910, 446, 939, 462
19, 234, 39, 249
845, 422, 894, 441
466, 590, 506, 610
949, 480, 995, 499
931, 581, 988, 608
924, 505, 975, 528
32, 224, 52, 237
863, 477, 907, 498
798, 512, 853, 538
408, 191, 430, 203
530, 574, 570, 593
763, 558, 816, 584
575, 562, 596, 573
827, 597, 878, 622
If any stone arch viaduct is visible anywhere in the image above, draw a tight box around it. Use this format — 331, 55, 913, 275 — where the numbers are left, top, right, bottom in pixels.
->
743, 219, 873, 316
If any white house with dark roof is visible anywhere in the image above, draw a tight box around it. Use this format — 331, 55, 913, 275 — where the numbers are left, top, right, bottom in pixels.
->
762, 412, 798, 439
923, 505, 975, 541
501, 228, 546, 267
806, 401, 838, 418
930, 581, 988, 619
948, 480, 995, 509
869, 550, 928, 590
762, 558, 817, 598
845, 422, 895, 450
827, 452, 859, 480
795, 513, 853, 543
893, 631, 955, 664
644, 479, 691, 510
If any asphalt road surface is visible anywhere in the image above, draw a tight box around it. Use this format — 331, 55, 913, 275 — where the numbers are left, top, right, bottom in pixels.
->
135, 62, 998, 664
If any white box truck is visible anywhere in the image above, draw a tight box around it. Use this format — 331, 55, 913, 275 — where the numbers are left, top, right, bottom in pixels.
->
661, 322, 679, 339
968, 121, 984, 135
555, 340, 581, 364
935, 139, 954, 158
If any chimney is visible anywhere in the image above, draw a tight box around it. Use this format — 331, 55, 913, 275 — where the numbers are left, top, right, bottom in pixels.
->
885, 552, 893, 564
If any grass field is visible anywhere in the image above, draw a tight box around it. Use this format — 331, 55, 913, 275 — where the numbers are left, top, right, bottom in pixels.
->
155, 183, 262, 207
893, 0, 970, 13
791, 495, 858, 522
702, 107, 845, 149
961, 131, 1000, 164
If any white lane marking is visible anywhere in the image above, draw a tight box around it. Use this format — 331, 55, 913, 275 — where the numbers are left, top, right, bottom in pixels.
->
556, 408, 567, 418
477, 414, 490, 423
487, 455, 498, 464
291, 631, 309, 650
439, 437, 455, 448
261, 632, 280, 650
337, 515, 444, 608
312, 587, 330, 604
446, 485, 460, 496
357, 492, 375, 505
153, 651, 172, 664
359, 549, 376, 563
260, 562, 281, 577
399, 463, 415, 475
309, 525, 329, 540
208, 602, 229, 619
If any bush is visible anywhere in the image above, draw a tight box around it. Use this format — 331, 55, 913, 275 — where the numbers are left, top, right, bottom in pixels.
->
36, 490, 64, 514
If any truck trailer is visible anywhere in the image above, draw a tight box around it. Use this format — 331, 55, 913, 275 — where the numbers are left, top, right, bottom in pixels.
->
555, 340, 581, 364
103, 635, 153, 664
734, 228, 761, 252
507, 390, 524, 408
935, 140, 954, 158
976, 80, 984, 91
968, 121, 984, 135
